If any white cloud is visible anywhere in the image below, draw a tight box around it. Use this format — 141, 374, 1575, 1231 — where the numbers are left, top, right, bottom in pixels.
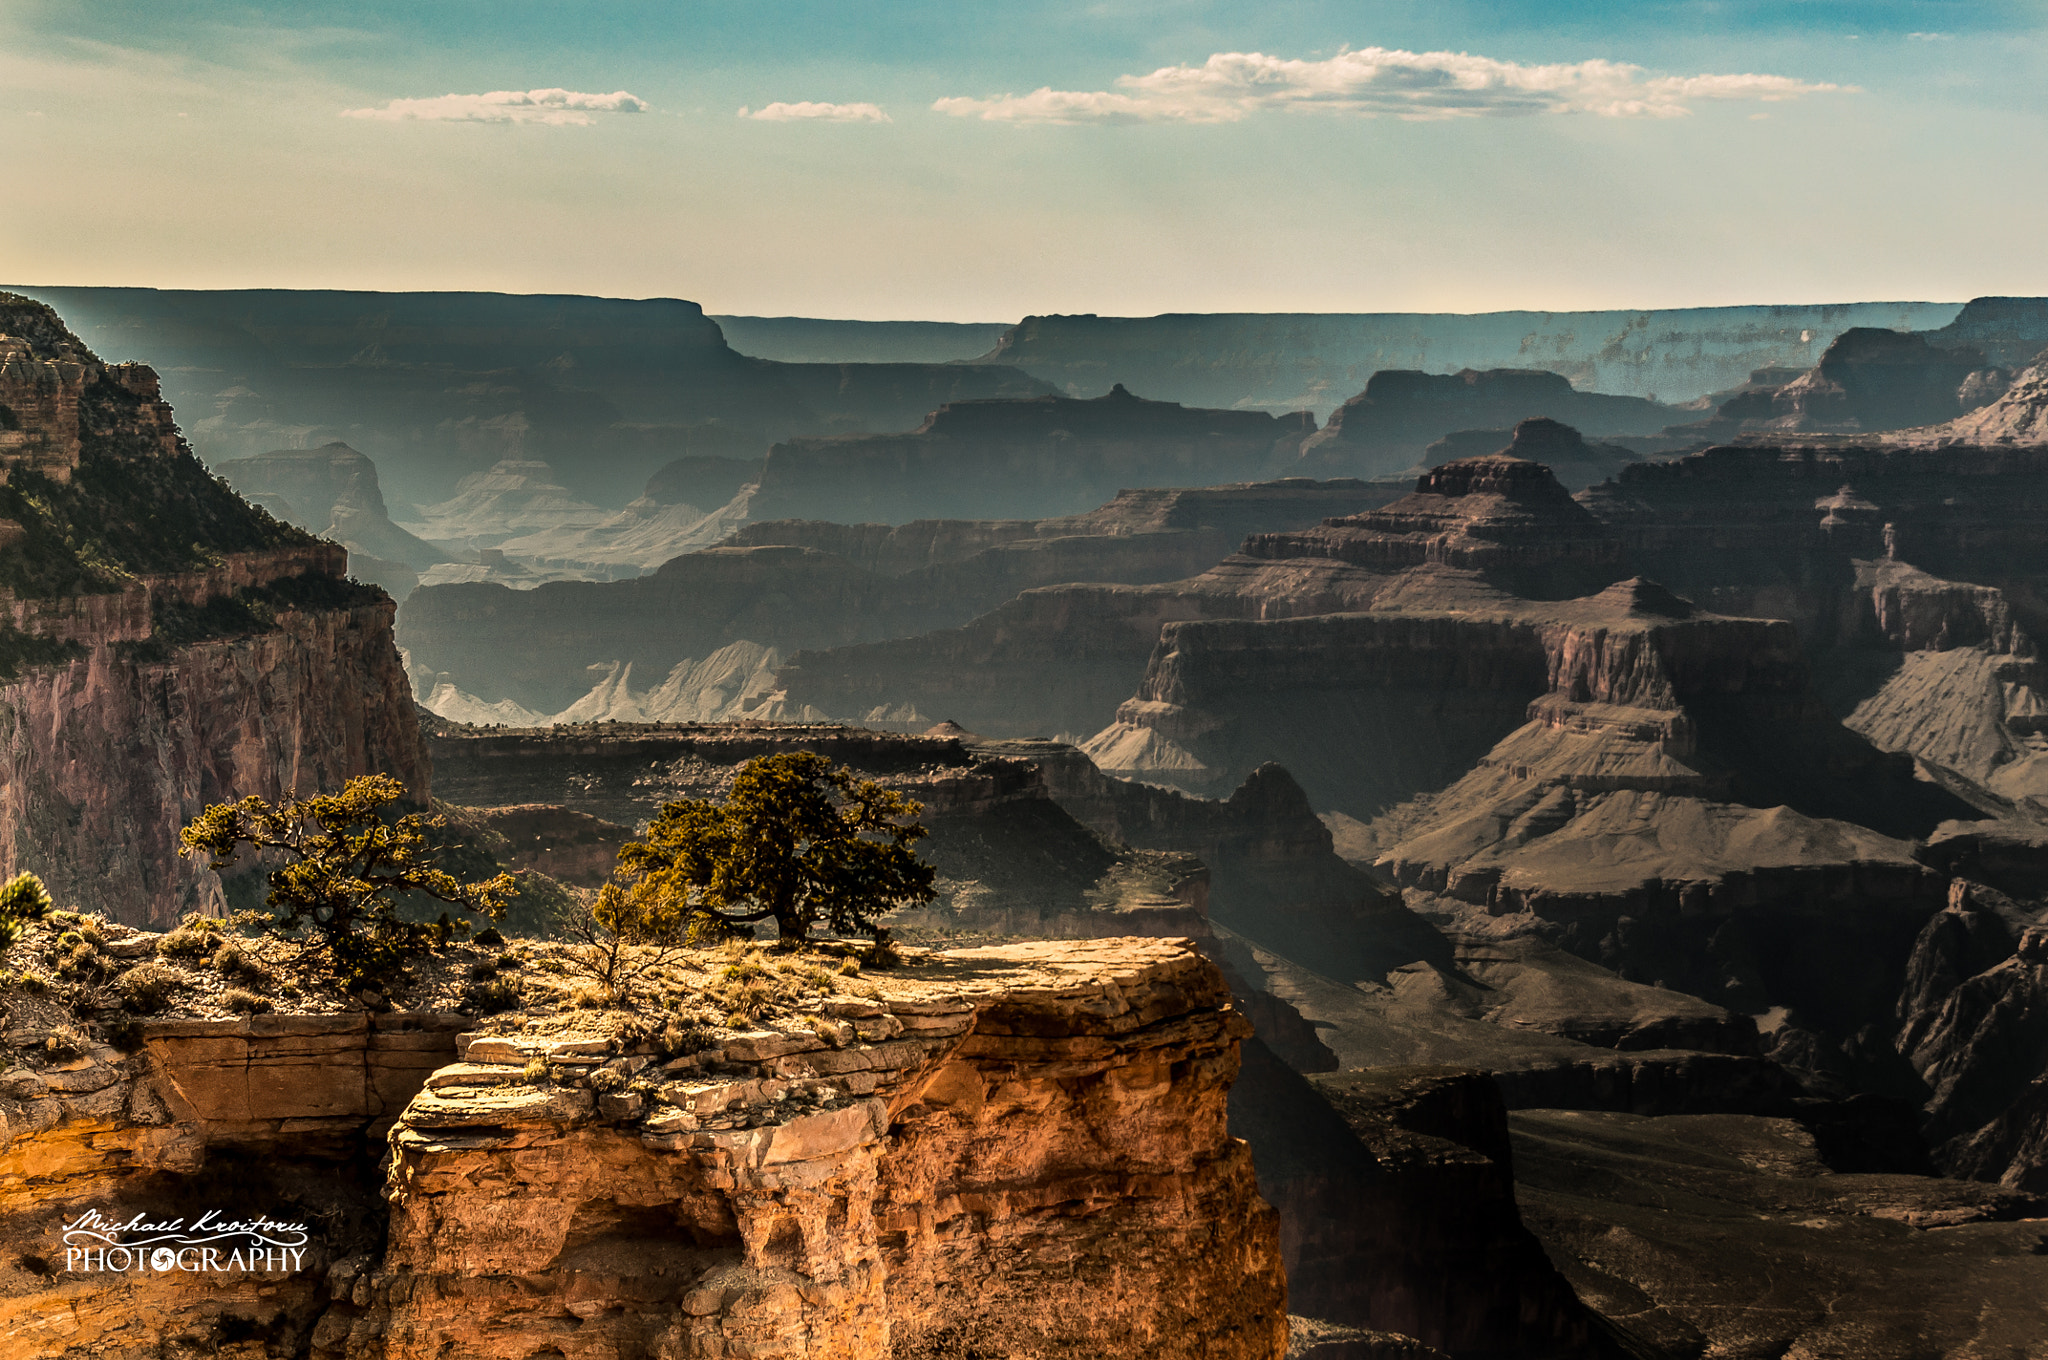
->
933, 47, 1852, 124
1906, 31, 1954, 41
343, 88, 647, 126
740, 101, 891, 123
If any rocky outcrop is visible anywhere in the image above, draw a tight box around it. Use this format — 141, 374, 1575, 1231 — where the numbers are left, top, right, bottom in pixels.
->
1510, 1108, 2048, 1359
0, 298, 429, 925
1295, 371, 1675, 480
1894, 879, 2048, 1189
1, 939, 1289, 1360
1920, 295, 2048, 368
1419, 418, 1653, 493
642, 454, 761, 508
971, 303, 1961, 412
334, 939, 1284, 1360
1232, 1057, 1601, 1360
1765, 328, 1995, 433
1908, 346, 2048, 446
16, 287, 1053, 508
747, 384, 1316, 525
402, 479, 1399, 721
214, 442, 451, 599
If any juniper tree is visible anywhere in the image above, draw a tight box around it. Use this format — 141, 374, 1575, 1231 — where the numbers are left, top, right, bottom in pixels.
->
611, 751, 935, 945
178, 774, 515, 990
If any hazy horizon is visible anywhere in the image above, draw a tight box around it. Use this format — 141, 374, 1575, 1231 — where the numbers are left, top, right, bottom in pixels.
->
2, 2, 2042, 321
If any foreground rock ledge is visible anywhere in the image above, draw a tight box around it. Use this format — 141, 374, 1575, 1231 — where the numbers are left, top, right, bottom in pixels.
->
337, 937, 1284, 1359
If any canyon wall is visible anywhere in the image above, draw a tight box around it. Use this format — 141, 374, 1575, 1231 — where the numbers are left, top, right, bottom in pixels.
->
973, 303, 1963, 412
0, 939, 1289, 1360
0, 296, 429, 925
401, 479, 1401, 721
11, 288, 1053, 509
746, 385, 1316, 526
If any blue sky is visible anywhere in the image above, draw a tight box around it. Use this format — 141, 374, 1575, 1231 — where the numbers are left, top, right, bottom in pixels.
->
2, 2, 2042, 319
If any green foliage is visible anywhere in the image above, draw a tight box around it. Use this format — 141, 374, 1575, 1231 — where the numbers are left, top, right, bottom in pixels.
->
0, 872, 52, 955
612, 752, 936, 944
0, 628, 85, 683
0, 372, 313, 600
156, 917, 222, 959
177, 774, 516, 993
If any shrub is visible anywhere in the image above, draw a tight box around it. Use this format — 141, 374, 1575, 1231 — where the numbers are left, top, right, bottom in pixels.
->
520, 1056, 550, 1085
0, 872, 52, 955
221, 989, 272, 1016
117, 963, 177, 1015
158, 915, 223, 959
459, 977, 521, 1015
178, 775, 514, 993
211, 943, 270, 986
54, 940, 106, 983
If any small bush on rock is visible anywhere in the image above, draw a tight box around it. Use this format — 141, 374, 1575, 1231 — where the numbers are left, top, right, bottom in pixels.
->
0, 872, 52, 954
221, 988, 272, 1016
117, 963, 177, 1015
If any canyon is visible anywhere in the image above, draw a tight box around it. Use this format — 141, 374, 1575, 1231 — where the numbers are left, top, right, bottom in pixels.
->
0, 295, 425, 926
10, 280, 2048, 1359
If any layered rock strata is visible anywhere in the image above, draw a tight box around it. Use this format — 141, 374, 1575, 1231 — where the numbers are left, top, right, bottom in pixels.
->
402, 478, 1397, 720
0, 298, 428, 924
17, 287, 1054, 508
1295, 370, 1675, 479
745, 384, 1316, 525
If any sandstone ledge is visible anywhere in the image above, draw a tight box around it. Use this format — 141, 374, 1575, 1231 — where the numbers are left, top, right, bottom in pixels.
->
1, 938, 1285, 1360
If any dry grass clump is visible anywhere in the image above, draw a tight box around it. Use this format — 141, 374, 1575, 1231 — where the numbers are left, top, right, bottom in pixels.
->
221, 988, 272, 1015
211, 942, 272, 987
157, 917, 222, 959
116, 962, 178, 1015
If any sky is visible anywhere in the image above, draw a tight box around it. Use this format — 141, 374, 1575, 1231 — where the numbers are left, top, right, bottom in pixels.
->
1, 1, 2043, 320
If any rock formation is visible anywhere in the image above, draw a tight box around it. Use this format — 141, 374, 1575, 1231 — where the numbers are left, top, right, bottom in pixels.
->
0, 295, 427, 924
1764, 328, 1996, 432
0, 936, 1288, 1360
744, 384, 1318, 525
1295, 371, 1676, 480
1919, 294, 2048, 368
970, 303, 1962, 412
1905, 345, 2048, 446
1510, 1107, 2048, 1358
1660, 321, 2034, 442
13, 288, 1054, 508
1418, 418, 1655, 492
213, 442, 451, 599
400, 479, 1404, 721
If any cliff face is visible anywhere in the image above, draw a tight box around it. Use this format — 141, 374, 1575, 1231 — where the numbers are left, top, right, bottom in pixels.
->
0, 939, 1288, 1360
0, 296, 429, 925
214, 442, 451, 600
1764, 328, 1995, 433
402, 479, 1400, 722
13, 287, 1053, 509
746, 384, 1315, 525
971, 303, 1963, 412
1296, 370, 1675, 479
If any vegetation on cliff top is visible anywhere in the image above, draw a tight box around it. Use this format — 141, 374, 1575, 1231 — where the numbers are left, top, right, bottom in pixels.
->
609, 751, 937, 945
179, 774, 518, 991
0, 320, 314, 597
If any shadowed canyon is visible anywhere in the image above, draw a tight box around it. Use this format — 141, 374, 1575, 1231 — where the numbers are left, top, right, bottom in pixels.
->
5, 285, 2048, 1360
